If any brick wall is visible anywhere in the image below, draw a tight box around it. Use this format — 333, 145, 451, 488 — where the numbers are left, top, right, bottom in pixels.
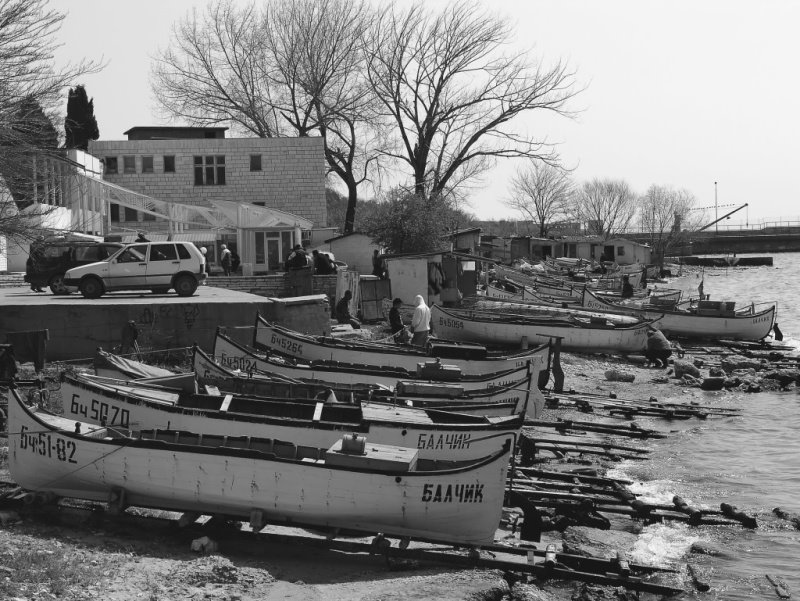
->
89, 137, 326, 226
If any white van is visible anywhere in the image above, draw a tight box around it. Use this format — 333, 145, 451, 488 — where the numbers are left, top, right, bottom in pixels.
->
64, 242, 207, 298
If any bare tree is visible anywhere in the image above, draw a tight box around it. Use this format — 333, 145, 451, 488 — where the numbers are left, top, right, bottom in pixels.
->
365, 1, 580, 203
638, 184, 702, 268
0, 0, 98, 244
151, 0, 382, 233
505, 161, 572, 237
572, 178, 637, 238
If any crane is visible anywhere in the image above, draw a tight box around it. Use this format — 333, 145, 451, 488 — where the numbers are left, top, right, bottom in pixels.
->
696, 203, 749, 232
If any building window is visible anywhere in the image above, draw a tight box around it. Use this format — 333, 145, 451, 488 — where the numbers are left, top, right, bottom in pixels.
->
142, 211, 156, 222
123, 155, 136, 174
124, 207, 138, 222
250, 154, 262, 171
164, 155, 175, 173
142, 156, 154, 173
617, 246, 625, 256
194, 155, 225, 185
110, 203, 120, 222
105, 157, 118, 174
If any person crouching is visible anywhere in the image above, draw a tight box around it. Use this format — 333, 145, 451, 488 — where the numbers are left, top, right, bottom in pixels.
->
645, 326, 672, 368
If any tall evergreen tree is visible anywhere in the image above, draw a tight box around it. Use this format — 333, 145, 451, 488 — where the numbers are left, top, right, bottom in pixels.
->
64, 85, 99, 150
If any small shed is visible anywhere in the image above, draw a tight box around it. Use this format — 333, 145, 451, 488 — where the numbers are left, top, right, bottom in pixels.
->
605, 238, 652, 265
510, 236, 562, 262
318, 232, 380, 275
383, 250, 486, 306
443, 227, 481, 254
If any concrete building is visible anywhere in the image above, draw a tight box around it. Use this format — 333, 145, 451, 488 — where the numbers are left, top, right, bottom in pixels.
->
89, 126, 326, 230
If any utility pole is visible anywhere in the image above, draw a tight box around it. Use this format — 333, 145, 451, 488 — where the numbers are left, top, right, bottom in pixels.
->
714, 181, 718, 234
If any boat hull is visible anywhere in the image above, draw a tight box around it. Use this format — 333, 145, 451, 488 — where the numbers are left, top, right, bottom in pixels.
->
60, 374, 524, 462
581, 289, 776, 340
8, 388, 510, 546
431, 305, 651, 354
253, 315, 547, 377
194, 344, 543, 419
213, 331, 539, 397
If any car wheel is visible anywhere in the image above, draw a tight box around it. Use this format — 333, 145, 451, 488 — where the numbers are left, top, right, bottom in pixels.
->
174, 275, 198, 297
49, 274, 71, 295
80, 277, 104, 299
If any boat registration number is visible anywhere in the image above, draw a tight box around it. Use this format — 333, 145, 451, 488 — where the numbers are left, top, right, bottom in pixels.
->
270, 334, 304, 355
219, 353, 257, 372
438, 317, 464, 329
69, 394, 130, 428
19, 424, 78, 464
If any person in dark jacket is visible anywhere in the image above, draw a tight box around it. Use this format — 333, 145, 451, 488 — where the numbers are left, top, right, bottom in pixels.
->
312, 250, 334, 275
388, 297, 409, 342
621, 275, 634, 299
644, 326, 672, 368
335, 290, 361, 329
286, 245, 309, 270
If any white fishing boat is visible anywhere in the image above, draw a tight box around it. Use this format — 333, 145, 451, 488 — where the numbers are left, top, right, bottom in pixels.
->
214, 330, 539, 395
581, 288, 776, 341
59, 373, 525, 462
253, 314, 549, 377
485, 283, 580, 307
193, 344, 544, 419
431, 305, 653, 354
471, 298, 644, 327
7, 387, 511, 545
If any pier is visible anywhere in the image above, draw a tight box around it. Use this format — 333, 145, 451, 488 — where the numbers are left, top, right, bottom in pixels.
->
0, 286, 271, 361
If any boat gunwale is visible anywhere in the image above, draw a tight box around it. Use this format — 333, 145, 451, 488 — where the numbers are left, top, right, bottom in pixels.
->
65, 373, 526, 432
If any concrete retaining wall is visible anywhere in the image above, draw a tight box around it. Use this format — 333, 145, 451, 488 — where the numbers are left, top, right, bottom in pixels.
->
207, 274, 338, 301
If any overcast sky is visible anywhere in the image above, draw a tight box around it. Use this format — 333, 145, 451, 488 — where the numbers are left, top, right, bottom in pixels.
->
56, 0, 799, 225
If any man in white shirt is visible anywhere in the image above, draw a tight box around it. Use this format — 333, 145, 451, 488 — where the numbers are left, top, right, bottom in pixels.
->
410, 294, 431, 347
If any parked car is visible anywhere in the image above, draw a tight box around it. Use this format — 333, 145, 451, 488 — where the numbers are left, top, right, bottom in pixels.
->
63, 241, 207, 298
25, 239, 125, 294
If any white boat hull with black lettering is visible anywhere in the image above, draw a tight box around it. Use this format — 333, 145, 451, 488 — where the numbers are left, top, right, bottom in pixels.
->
253, 315, 548, 377
431, 305, 652, 354
581, 288, 776, 340
59, 373, 524, 462
7, 388, 511, 546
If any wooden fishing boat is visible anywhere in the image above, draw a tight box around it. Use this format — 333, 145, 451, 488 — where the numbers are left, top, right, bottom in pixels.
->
7, 387, 511, 545
485, 283, 580, 307
581, 288, 777, 341
252, 314, 549, 377
471, 298, 644, 327
193, 344, 544, 419
496, 264, 653, 300
431, 305, 654, 354
214, 330, 539, 394
59, 373, 525, 462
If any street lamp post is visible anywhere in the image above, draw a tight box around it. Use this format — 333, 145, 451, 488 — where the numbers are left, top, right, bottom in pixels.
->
714, 181, 718, 234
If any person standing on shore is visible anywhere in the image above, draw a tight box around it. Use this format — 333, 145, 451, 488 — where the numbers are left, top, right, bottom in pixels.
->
410, 294, 431, 347
220, 244, 232, 276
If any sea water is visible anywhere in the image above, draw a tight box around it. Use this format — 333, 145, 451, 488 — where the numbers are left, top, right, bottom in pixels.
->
609, 252, 800, 599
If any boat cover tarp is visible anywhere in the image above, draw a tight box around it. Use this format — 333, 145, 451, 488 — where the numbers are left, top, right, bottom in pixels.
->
94, 349, 174, 379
